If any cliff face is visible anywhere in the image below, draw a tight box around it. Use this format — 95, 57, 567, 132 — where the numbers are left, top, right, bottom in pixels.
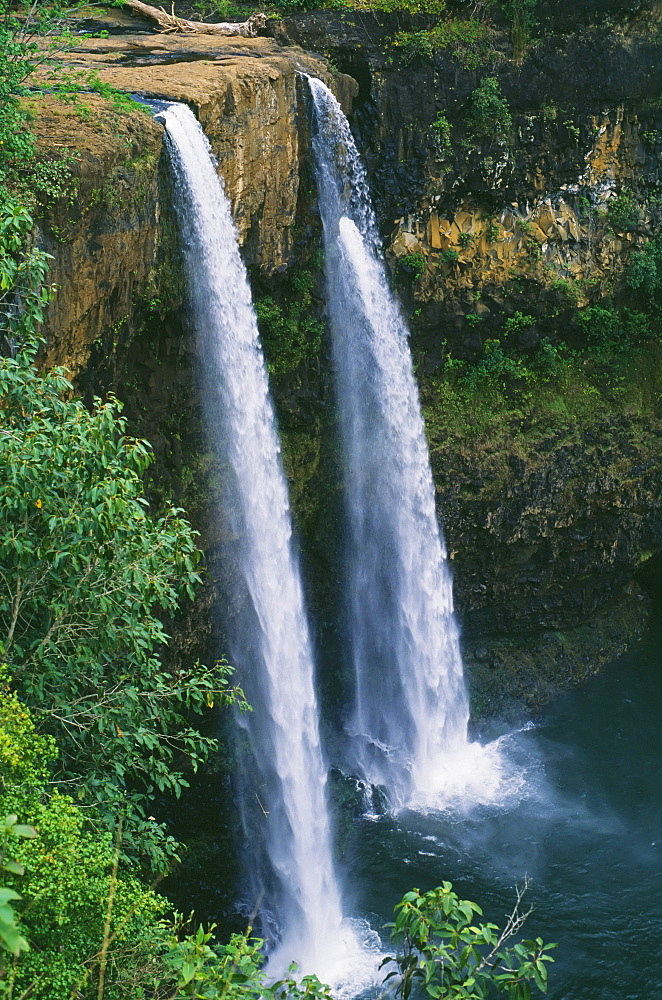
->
36, 19, 354, 379
32, 3, 662, 717
34, 95, 165, 380
281, 4, 662, 351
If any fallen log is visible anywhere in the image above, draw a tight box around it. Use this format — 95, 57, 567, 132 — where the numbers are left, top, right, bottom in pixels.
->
122, 0, 268, 35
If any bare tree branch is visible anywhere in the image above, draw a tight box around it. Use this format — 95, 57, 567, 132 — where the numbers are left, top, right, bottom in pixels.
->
122, 1, 268, 36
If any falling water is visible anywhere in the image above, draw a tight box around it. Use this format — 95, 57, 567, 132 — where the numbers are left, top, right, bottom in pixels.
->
160, 101, 365, 982
308, 78, 507, 811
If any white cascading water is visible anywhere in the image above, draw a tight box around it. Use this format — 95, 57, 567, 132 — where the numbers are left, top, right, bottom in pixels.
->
308, 78, 507, 811
160, 102, 369, 984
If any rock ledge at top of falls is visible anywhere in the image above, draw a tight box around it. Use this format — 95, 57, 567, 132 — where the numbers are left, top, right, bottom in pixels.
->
58, 24, 356, 266
33, 21, 357, 376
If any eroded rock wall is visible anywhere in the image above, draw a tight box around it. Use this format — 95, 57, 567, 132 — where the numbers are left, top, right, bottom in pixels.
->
36, 26, 354, 377
282, 4, 662, 351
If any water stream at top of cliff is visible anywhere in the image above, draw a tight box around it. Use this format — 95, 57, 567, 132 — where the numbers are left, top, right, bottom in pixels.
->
160, 101, 377, 987
307, 77, 515, 812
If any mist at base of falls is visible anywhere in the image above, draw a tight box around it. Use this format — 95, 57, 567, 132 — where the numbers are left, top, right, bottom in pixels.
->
335, 624, 662, 1000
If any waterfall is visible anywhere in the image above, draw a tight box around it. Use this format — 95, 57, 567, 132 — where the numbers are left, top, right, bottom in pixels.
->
308, 78, 505, 811
160, 101, 361, 982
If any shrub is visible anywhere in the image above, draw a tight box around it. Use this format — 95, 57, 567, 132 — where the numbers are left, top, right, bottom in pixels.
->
392, 29, 434, 63
441, 248, 460, 264
607, 189, 641, 233
369, 0, 446, 13
430, 111, 452, 159
394, 19, 496, 70
255, 268, 324, 380
485, 218, 501, 242
627, 234, 662, 300
549, 278, 583, 307
0, 204, 248, 867
503, 310, 535, 336
468, 77, 513, 145
493, 0, 538, 61
399, 252, 427, 280
577, 304, 620, 344
429, 18, 496, 70
383, 881, 555, 1000
462, 337, 532, 395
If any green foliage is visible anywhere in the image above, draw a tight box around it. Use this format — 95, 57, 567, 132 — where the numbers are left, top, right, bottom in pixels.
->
25, 153, 78, 204
255, 269, 323, 381
400, 252, 427, 280
0, 200, 54, 347
576, 304, 651, 353
40, 64, 148, 114
0, 2, 145, 196
190, 0, 232, 19
491, 0, 538, 60
392, 28, 433, 63
0, 2, 37, 187
485, 218, 501, 243
394, 19, 495, 70
627, 233, 662, 304
529, 337, 573, 383
0, 201, 248, 867
458, 232, 474, 249
0, 809, 37, 958
383, 882, 555, 1000
468, 77, 513, 145
607, 189, 641, 233
565, 120, 580, 143
549, 278, 583, 307
462, 338, 532, 396
365, 0, 446, 14
430, 112, 452, 160
0, 688, 338, 999
0, 688, 159, 996
503, 311, 535, 336
0, 348, 251, 865
441, 248, 460, 265
158, 922, 335, 1000
0, 692, 295, 1000
0, 2, 91, 193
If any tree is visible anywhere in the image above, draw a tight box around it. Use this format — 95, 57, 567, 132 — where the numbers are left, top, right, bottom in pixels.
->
382, 882, 555, 1000
0, 198, 247, 866
0, 345, 251, 865
0, 686, 334, 1000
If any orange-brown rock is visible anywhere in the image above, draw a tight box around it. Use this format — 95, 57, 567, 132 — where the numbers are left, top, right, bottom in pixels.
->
33, 29, 356, 377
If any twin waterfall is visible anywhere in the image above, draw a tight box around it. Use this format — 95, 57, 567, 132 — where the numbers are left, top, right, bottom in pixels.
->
161, 104, 351, 981
162, 86, 501, 985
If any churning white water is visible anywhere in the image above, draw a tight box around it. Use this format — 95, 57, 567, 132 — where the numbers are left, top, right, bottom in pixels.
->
308, 78, 509, 812
160, 101, 373, 985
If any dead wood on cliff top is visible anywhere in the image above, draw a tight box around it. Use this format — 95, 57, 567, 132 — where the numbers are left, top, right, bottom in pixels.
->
123, 0, 268, 35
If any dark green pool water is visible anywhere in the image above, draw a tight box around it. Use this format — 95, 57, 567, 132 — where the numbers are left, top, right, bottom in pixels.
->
343, 621, 662, 999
